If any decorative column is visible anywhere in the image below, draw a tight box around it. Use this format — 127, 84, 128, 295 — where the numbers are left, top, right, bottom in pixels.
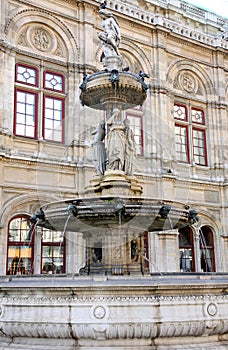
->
66, 232, 85, 274
151, 229, 180, 273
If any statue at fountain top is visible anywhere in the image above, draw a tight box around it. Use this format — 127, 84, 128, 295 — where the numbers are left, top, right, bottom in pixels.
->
98, 9, 121, 58
91, 121, 107, 175
107, 108, 125, 171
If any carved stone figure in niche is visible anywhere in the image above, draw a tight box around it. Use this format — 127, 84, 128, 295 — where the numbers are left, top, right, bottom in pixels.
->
91, 121, 107, 175
107, 109, 125, 171
98, 9, 121, 58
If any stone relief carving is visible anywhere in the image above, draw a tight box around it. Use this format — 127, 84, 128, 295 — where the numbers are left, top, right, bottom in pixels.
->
32, 28, 51, 51
17, 28, 29, 47
93, 305, 106, 319
17, 24, 66, 58
206, 303, 218, 316
2, 319, 228, 339
178, 71, 198, 93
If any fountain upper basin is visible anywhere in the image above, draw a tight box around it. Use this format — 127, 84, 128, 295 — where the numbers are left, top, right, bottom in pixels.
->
37, 196, 196, 235
80, 71, 147, 110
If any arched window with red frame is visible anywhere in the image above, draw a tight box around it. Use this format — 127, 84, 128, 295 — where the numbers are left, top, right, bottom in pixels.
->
7, 215, 34, 275
179, 226, 195, 272
199, 226, 215, 272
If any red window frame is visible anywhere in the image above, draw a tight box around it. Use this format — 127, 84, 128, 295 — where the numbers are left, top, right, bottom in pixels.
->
7, 215, 34, 275
14, 88, 38, 139
43, 70, 65, 93
14, 63, 66, 143
199, 226, 215, 272
42, 95, 65, 142
174, 104, 188, 121
179, 226, 195, 272
126, 111, 144, 156
41, 229, 66, 274
174, 103, 207, 166
15, 63, 39, 87
175, 124, 190, 163
192, 127, 207, 166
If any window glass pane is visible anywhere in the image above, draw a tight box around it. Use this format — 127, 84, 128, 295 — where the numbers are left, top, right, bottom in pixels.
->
43, 97, 63, 142
174, 104, 187, 120
7, 246, 32, 275
175, 125, 188, 162
44, 72, 63, 92
54, 110, 62, 121
16, 113, 25, 124
41, 229, 65, 274
9, 217, 30, 242
25, 126, 35, 137
26, 94, 35, 104
200, 227, 214, 272
15, 91, 36, 138
192, 108, 204, 124
45, 109, 53, 119
53, 231, 63, 242
125, 113, 143, 156
26, 104, 35, 116
45, 98, 54, 109
53, 259, 64, 274
42, 258, 54, 274
179, 227, 194, 272
16, 65, 37, 86
193, 129, 206, 165
54, 100, 62, 110
180, 248, 193, 272
17, 102, 26, 114
17, 91, 26, 102
42, 230, 52, 242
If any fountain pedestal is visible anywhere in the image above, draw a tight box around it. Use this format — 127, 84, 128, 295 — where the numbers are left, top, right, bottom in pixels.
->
84, 170, 143, 197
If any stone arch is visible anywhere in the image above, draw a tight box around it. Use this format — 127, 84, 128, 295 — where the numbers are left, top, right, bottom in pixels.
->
5, 9, 79, 64
0, 193, 59, 228
120, 39, 152, 76
194, 208, 221, 233
166, 59, 214, 98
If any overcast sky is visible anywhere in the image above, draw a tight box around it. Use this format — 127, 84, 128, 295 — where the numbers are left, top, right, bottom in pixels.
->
187, 0, 228, 18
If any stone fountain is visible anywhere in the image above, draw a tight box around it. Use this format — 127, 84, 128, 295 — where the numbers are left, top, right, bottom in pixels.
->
31, 3, 198, 276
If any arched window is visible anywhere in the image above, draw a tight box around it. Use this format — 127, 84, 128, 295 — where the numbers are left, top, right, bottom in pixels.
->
199, 226, 215, 272
41, 228, 65, 274
179, 226, 195, 272
7, 216, 34, 275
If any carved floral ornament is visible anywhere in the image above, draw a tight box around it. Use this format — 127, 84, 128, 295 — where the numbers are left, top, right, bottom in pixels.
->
17, 24, 65, 57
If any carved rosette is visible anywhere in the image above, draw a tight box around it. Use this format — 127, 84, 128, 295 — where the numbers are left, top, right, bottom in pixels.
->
17, 24, 66, 58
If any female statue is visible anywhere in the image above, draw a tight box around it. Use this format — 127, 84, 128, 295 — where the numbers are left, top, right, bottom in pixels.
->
107, 109, 125, 171
123, 118, 135, 176
91, 121, 107, 175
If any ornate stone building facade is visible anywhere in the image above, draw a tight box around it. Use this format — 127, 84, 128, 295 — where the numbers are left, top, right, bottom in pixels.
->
0, 0, 228, 349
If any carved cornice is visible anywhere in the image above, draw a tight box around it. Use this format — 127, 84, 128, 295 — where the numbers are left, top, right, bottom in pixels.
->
1, 293, 227, 305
